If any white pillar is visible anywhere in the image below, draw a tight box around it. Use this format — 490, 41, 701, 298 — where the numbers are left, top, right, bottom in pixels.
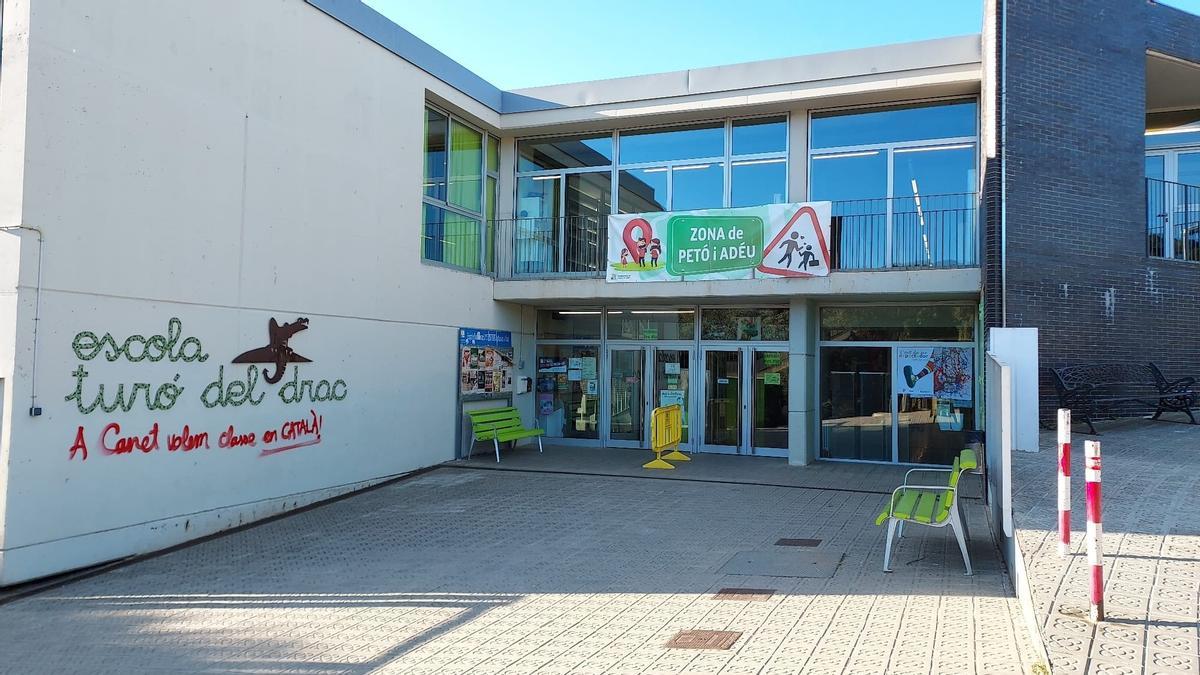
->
788, 298, 817, 465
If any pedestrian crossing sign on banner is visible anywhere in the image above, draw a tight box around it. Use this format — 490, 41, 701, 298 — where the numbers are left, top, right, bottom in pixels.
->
756, 204, 832, 278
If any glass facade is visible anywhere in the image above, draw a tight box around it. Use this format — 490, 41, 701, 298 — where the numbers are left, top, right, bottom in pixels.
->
607, 309, 696, 341
809, 100, 979, 269
422, 105, 496, 272
701, 308, 789, 341
818, 304, 977, 466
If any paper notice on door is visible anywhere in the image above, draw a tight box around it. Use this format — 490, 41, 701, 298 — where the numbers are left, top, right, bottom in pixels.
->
664, 362, 681, 375
659, 390, 685, 407
580, 357, 597, 380
568, 369, 582, 381
763, 372, 781, 385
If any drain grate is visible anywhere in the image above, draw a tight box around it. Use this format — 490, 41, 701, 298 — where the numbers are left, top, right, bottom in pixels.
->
775, 538, 822, 547
665, 630, 742, 650
713, 587, 775, 601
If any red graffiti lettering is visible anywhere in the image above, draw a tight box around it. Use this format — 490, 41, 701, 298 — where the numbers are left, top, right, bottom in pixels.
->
218, 425, 256, 448
167, 425, 210, 452
68, 426, 88, 461
101, 422, 160, 455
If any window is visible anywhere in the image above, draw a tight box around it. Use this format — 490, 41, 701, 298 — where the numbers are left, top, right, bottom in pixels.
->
619, 122, 724, 165
819, 305, 975, 342
422, 105, 495, 272
809, 100, 978, 269
811, 100, 977, 149
512, 116, 788, 275
701, 308, 789, 341
537, 310, 603, 340
606, 309, 696, 340
519, 134, 613, 171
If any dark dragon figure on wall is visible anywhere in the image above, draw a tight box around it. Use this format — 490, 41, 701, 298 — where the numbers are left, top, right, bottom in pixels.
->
232, 317, 311, 384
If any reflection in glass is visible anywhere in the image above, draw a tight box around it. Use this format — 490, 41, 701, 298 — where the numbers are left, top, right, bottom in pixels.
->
811, 100, 977, 149
518, 134, 613, 171
733, 116, 788, 155
811, 150, 888, 269
891, 145, 977, 267
672, 163, 724, 211
705, 350, 741, 447
607, 309, 696, 341
422, 204, 480, 270
565, 172, 611, 272
537, 345, 600, 440
753, 352, 788, 450
819, 305, 975, 342
448, 120, 483, 212
620, 123, 724, 165
610, 349, 645, 443
820, 346, 890, 461
487, 135, 500, 173
1145, 154, 1165, 180
618, 169, 668, 213
424, 108, 447, 200
897, 387, 975, 465
655, 350, 691, 444
537, 310, 602, 340
701, 308, 789, 341
514, 176, 560, 273
731, 158, 787, 207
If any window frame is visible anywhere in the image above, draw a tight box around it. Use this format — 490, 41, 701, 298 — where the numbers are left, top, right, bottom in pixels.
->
806, 97, 980, 269
513, 113, 789, 218
422, 103, 497, 273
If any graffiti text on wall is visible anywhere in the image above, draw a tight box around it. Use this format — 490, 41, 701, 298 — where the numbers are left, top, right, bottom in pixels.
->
67, 409, 324, 461
64, 317, 347, 460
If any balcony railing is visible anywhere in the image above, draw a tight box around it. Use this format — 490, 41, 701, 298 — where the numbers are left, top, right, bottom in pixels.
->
488, 193, 979, 279
1147, 177, 1200, 261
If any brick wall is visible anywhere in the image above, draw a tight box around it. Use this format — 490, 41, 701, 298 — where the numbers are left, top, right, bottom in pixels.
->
985, 0, 1200, 420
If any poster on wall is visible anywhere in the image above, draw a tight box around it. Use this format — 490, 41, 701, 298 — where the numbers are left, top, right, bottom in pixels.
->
895, 346, 973, 402
605, 202, 831, 283
459, 327, 513, 397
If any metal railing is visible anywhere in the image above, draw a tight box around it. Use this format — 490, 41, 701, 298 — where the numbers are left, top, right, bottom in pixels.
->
492, 216, 607, 279
489, 194, 979, 279
829, 192, 978, 270
1147, 177, 1200, 261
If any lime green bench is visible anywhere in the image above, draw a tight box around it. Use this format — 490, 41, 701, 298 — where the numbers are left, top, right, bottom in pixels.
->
875, 448, 977, 576
465, 406, 543, 462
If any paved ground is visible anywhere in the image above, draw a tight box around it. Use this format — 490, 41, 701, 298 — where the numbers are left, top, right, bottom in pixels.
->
458, 444, 924, 496
1011, 415, 1200, 674
0, 457, 1036, 674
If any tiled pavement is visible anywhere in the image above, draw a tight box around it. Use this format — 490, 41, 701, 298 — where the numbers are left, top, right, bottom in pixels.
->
0, 458, 1037, 674
1012, 415, 1200, 674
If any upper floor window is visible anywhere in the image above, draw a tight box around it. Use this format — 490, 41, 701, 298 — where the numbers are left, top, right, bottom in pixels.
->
422, 106, 498, 273
1145, 124, 1200, 261
808, 99, 979, 269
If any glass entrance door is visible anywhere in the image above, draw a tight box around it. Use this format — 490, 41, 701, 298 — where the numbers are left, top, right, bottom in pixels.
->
607, 348, 646, 447
819, 346, 892, 461
702, 349, 742, 453
751, 351, 789, 457
653, 349, 692, 447
701, 347, 790, 456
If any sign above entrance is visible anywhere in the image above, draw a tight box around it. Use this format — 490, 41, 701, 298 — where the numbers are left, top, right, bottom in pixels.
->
606, 202, 831, 283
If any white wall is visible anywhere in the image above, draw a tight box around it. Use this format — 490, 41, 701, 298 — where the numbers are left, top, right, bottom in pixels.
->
988, 327, 1039, 453
0, 0, 522, 585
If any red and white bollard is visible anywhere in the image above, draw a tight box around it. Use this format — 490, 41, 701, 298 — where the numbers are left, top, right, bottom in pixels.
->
1058, 409, 1071, 557
1085, 439, 1104, 623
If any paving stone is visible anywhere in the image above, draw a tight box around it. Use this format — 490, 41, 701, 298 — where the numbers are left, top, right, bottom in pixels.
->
1014, 417, 1200, 675
0, 463, 1034, 673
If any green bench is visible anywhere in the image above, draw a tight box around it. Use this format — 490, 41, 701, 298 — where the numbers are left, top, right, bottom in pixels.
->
465, 406, 543, 462
875, 448, 977, 576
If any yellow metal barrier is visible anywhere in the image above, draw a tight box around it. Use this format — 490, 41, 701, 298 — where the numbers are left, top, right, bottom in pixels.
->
644, 404, 689, 469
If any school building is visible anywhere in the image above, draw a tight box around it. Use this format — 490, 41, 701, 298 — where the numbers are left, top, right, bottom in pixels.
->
0, 0, 1197, 584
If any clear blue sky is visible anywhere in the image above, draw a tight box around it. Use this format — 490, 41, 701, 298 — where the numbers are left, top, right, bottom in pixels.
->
366, 0, 1200, 90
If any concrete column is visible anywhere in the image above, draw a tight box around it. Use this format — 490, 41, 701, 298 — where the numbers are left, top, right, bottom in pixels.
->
787, 298, 817, 465
788, 107, 809, 202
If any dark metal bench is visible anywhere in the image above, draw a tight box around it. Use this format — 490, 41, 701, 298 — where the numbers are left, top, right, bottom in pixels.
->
1051, 363, 1196, 434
